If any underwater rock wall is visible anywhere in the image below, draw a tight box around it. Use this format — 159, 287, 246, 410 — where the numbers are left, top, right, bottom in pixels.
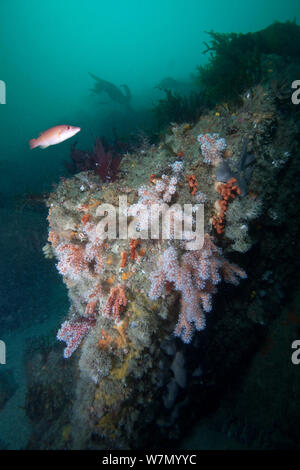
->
33, 81, 300, 449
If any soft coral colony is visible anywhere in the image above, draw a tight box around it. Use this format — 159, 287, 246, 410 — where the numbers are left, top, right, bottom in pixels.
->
44, 99, 267, 445
149, 235, 246, 343
49, 162, 246, 355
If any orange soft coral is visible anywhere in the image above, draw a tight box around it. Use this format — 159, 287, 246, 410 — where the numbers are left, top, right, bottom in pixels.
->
120, 251, 128, 268
77, 199, 100, 212
130, 239, 140, 260
186, 174, 198, 196
104, 285, 127, 323
81, 213, 91, 225
149, 173, 156, 184
212, 178, 241, 234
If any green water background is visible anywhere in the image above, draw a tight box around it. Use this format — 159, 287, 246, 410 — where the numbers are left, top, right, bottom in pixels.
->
0, 0, 299, 195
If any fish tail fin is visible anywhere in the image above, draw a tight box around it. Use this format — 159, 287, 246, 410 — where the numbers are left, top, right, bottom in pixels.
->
29, 138, 38, 149
88, 72, 100, 82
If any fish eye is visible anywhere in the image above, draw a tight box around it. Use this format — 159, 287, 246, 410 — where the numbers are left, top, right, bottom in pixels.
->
67, 126, 70, 129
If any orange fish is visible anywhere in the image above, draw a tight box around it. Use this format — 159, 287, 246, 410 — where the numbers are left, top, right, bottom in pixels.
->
29, 125, 81, 149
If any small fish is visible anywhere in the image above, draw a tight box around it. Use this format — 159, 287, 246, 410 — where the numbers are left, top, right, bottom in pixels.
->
29, 125, 81, 149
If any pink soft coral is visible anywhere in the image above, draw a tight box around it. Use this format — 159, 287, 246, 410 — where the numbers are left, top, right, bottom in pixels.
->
149, 234, 247, 343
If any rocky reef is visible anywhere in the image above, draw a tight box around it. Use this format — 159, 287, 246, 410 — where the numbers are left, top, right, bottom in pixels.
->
25, 74, 300, 450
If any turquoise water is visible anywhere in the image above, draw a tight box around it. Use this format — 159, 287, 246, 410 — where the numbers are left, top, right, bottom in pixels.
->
1, 0, 299, 194
0, 0, 299, 450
